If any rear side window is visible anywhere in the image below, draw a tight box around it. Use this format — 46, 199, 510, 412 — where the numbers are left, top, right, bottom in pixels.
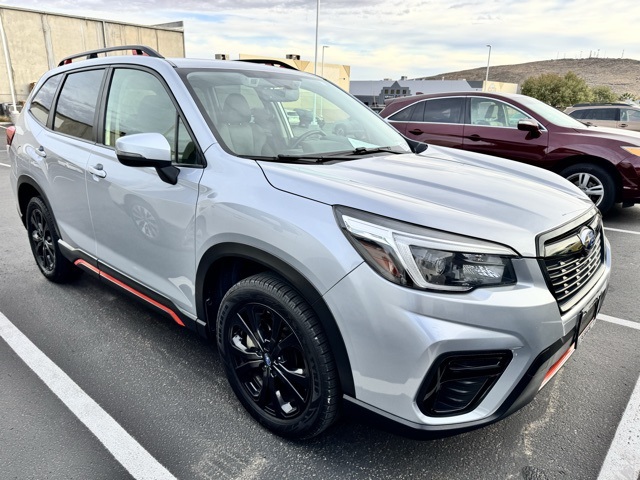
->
29, 74, 62, 126
582, 108, 617, 121
388, 103, 415, 121
53, 69, 104, 141
423, 98, 463, 124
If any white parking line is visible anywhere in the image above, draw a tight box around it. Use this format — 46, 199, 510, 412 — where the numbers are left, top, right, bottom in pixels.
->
0, 311, 177, 480
599, 314, 640, 331
596, 313, 640, 480
597, 373, 640, 479
604, 227, 640, 235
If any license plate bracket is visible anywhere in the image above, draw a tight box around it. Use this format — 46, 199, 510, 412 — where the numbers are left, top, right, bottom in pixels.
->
574, 296, 600, 348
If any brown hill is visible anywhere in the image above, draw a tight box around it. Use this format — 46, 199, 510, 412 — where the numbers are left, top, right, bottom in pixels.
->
418, 58, 640, 97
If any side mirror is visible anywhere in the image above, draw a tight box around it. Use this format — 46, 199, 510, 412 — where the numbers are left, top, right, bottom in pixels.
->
404, 136, 428, 154
517, 119, 541, 133
115, 133, 179, 185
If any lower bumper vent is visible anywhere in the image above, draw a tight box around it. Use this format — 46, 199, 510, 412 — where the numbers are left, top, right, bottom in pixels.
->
418, 351, 512, 417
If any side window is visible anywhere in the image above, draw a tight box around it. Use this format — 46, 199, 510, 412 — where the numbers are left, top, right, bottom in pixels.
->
570, 110, 586, 120
29, 74, 62, 126
423, 98, 463, 124
104, 69, 197, 164
470, 97, 531, 128
389, 104, 415, 122
53, 69, 104, 141
410, 101, 425, 121
593, 108, 616, 121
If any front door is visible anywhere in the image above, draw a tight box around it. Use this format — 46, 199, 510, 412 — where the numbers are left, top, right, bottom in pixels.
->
86, 67, 203, 315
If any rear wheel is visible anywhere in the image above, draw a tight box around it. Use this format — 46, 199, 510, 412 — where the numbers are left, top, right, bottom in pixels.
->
217, 273, 340, 439
26, 197, 76, 282
560, 163, 616, 214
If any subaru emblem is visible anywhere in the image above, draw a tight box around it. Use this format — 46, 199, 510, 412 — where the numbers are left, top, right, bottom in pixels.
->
579, 227, 596, 253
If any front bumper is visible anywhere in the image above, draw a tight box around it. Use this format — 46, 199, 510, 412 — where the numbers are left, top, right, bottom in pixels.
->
323, 238, 611, 434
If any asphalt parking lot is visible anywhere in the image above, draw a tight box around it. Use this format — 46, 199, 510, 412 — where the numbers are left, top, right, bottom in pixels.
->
1, 129, 639, 480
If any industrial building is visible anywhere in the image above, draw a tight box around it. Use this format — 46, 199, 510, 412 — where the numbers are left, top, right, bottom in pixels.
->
0, 5, 184, 111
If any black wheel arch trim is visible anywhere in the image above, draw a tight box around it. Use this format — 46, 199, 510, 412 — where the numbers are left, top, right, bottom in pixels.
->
16, 175, 58, 230
196, 242, 355, 397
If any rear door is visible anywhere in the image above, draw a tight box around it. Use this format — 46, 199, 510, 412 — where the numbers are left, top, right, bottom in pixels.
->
32, 68, 106, 257
462, 96, 549, 164
86, 67, 204, 314
388, 97, 465, 148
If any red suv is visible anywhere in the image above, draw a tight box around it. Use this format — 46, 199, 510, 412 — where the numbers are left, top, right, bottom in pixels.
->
380, 92, 640, 213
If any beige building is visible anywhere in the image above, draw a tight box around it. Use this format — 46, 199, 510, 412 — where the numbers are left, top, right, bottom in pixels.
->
238, 53, 351, 92
0, 5, 185, 108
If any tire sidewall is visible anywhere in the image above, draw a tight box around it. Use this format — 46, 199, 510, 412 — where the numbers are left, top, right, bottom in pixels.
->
217, 277, 332, 438
561, 163, 615, 213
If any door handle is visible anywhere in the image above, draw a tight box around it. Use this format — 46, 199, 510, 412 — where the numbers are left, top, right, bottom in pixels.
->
35, 146, 47, 158
619, 123, 628, 128
88, 164, 107, 178
408, 129, 424, 135
467, 134, 482, 141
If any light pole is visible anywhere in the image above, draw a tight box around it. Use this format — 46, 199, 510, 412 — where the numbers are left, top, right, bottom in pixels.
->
320, 45, 329, 118
485, 44, 492, 90
321, 45, 329, 77
313, 0, 320, 74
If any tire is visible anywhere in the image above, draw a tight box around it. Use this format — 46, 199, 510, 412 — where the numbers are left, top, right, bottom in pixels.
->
26, 197, 76, 282
560, 163, 616, 214
217, 273, 340, 439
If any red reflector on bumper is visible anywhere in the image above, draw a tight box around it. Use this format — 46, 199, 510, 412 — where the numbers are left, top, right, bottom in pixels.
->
539, 344, 575, 390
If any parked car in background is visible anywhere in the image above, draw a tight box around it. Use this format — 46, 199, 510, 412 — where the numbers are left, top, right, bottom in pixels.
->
9, 47, 610, 440
285, 109, 300, 126
564, 102, 640, 132
381, 92, 640, 213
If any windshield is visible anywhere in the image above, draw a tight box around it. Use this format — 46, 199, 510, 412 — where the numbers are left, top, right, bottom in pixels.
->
180, 67, 410, 160
516, 95, 588, 129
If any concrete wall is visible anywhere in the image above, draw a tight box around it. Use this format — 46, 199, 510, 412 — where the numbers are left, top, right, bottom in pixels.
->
0, 6, 184, 106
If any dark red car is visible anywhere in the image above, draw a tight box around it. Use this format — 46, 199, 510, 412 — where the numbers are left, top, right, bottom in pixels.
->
380, 91, 640, 213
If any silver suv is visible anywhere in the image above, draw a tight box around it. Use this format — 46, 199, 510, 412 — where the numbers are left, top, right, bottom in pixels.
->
565, 102, 640, 131
8, 46, 610, 439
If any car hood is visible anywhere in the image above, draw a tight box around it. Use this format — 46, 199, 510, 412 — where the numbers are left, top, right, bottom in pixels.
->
258, 146, 594, 257
570, 124, 640, 143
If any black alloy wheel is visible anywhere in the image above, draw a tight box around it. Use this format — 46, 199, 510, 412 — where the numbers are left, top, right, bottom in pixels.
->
217, 273, 340, 439
26, 197, 76, 282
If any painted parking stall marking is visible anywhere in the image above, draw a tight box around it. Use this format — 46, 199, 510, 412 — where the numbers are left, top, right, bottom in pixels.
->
604, 227, 640, 236
0, 311, 178, 480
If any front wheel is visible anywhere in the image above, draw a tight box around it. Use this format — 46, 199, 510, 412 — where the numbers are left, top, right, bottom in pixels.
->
560, 163, 616, 214
26, 197, 76, 282
217, 273, 340, 439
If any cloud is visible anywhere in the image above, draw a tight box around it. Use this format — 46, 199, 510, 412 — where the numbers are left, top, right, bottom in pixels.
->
3, 0, 640, 80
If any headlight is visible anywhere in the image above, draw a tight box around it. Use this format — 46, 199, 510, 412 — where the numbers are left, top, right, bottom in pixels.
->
335, 206, 518, 292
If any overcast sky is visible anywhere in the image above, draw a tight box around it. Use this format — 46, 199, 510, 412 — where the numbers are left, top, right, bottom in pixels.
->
5, 0, 640, 80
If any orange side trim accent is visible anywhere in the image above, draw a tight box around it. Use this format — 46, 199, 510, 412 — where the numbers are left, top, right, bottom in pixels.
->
74, 259, 185, 327
539, 344, 575, 390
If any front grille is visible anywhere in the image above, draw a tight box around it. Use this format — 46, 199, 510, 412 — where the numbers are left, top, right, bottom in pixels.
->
542, 216, 604, 312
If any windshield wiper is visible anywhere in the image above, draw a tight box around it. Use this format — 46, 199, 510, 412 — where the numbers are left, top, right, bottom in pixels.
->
274, 153, 357, 163
348, 146, 407, 155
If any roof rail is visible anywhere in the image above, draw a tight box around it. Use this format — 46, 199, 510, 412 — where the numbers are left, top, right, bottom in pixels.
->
58, 45, 163, 67
235, 59, 298, 70
572, 102, 632, 107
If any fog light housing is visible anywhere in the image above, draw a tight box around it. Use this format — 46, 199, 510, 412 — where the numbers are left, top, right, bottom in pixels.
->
418, 351, 512, 417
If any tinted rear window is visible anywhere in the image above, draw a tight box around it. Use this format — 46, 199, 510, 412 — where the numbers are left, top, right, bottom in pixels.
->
29, 74, 62, 126
53, 69, 104, 141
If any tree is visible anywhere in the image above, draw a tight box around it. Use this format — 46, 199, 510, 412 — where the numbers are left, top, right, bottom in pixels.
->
521, 72, 592, 108
591, 86, 617, 103
619, 92, 638, 103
